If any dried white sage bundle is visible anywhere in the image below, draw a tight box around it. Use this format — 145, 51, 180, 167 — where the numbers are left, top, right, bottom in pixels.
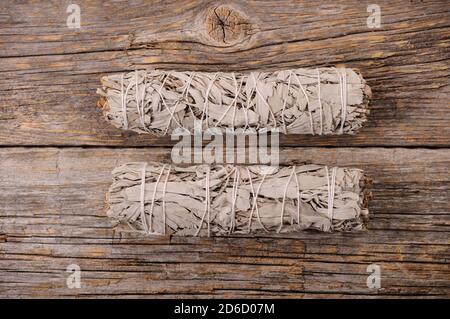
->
106, 163, 370, 236
97, 68, 371, 136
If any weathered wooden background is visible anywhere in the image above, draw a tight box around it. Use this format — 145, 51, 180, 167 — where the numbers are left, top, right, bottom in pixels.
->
0, 0, 449, 298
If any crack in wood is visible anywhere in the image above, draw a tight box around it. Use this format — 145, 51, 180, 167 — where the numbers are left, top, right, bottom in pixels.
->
205, 5, 252, 46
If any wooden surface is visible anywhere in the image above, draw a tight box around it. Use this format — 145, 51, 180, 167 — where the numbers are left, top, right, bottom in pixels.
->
0, 0, 449, 298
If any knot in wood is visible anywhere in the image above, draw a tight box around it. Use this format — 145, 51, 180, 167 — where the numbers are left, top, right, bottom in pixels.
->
205, 5, 251, 46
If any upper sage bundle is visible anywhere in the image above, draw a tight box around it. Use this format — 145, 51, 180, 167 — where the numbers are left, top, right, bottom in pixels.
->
106, 163, 370, 236
97, 68, 371, 136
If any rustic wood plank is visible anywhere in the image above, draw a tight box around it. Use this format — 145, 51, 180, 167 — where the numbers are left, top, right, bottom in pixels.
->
0, 0, 449, 146
0, 147, 448, 298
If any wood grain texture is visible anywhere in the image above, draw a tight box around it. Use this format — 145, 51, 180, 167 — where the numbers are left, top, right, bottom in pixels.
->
0, 0, 449, 146
0, 147, 449, 298
0, 0, 449, 299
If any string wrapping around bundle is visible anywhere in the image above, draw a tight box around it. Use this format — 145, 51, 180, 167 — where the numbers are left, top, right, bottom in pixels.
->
106, 163, 371, 236
97, 68, 371, 136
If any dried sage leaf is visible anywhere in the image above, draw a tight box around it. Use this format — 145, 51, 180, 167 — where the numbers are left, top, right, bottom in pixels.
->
106, 163, 371, 236
97, 68, 371, 136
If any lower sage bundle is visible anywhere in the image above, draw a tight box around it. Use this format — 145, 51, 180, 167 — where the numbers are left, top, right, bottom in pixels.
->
97, 67, 371, 136
106, 163, 370, 236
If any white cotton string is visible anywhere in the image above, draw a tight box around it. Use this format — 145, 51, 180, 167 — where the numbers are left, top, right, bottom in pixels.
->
184, 72, 196, 117
195, 167, 211, 237
330, 167, 337, 221
281, 71, 293, 134
115, 68, 360, 135
161, 165, 171, 235
135, 70, 143, 128
135, 70, 139, 110
157, 72, 170, 109
244, 74, 258, 131
215, 74, 244, 129
232, 75, 239, 131
185, 74, 196, 130
139, 163, 148, 233
156, 72, 184, 133
134, 70, 149, 132
338, 68, 347, 134
163, 73, 196, 135
127, 221, 142, 233
123, 80, 134, 128
293, 73, 314, 135
200, 73, 218, 130
183, 72, 198, 134
336, 69, 342, 133
148, 164, 166, 234
326, 166, 337, 222
140, 71, 149, 132
247, 168, 269, 233
121, 73, 128, 129
277, 166, 296, 233
176, 72, 195, 125
241, 75, 250, 131
316, 68, 324, 135
229, 168, 240, 234
292, 166, 301, 227
155, 72, 184, 129
252, 73, 277, 128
